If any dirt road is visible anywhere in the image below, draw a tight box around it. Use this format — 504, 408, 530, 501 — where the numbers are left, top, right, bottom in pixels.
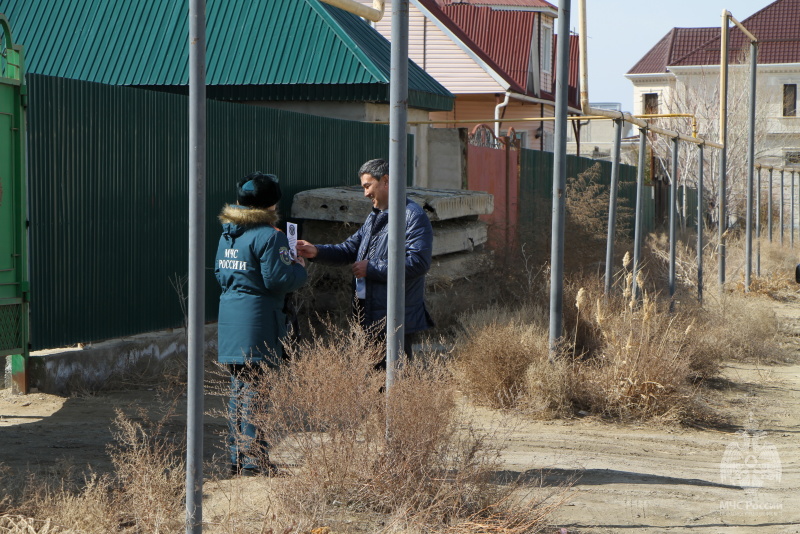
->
2, 301, 800, 532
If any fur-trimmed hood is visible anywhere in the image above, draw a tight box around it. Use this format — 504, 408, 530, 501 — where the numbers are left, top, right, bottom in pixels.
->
218, 204, 279, 228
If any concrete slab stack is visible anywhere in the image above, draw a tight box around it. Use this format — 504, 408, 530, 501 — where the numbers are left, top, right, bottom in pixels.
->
291, 186, 494, 286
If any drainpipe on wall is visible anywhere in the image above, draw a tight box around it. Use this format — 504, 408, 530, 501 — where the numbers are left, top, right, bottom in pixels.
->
497, 91, 583, 145
495, 93, 510, 139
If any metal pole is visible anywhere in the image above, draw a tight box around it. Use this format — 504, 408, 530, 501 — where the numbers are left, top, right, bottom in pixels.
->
548, 0, 571, 353
791, 171, 794, 248
756, 166, 761, 277
386, 0, 409, 390
186, 0, 206, 531
718, 12, 730, 288
697, 144, 704, 302
604, 118, 623, 295
768, 167, 773, 243
632, 128, 647, 301
780, 169, 785, 246
744, 41, 757, 291
669, 137, 678, 304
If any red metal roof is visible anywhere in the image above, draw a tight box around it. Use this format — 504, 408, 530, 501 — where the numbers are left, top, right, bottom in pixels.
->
439, 3, 535, 92
631, 0, 800, 73
628, 27, 718, 75
420, 0, 579, 107
672, 0, 800, 66
435, 0, 557, 10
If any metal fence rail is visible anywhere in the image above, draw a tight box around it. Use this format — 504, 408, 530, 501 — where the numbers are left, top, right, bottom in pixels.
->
26, 74, 412, 349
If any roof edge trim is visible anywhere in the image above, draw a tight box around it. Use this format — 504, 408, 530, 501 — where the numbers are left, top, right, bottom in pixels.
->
305, 0, 387, 82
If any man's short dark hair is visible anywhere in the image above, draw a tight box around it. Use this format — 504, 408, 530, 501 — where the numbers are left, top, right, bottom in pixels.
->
358, 159, 389, 181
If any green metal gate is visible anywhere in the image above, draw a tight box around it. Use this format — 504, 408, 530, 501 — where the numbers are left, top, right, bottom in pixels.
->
0, 14, 29, 394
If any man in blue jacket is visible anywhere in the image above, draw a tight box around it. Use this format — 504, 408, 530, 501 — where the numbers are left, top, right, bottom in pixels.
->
296, 159, 434, 364
216, 172, 307, 475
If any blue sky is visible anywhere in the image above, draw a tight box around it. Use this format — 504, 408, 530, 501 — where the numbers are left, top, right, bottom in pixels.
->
581, 0, 764, 112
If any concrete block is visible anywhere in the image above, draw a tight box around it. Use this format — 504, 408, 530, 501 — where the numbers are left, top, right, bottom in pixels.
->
299, 219, 488, 257
291, 187, 493, 223
431, 220, 488, 256
427, 250, 492, 287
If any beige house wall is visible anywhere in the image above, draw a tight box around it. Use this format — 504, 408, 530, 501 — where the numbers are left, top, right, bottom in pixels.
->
357, 0, 505, 93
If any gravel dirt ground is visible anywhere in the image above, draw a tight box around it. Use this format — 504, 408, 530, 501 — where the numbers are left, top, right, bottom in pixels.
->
2, 300, 800, 533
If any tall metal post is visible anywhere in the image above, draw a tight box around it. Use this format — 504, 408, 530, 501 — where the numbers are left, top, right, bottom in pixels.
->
768, 167, 773, 243
697, 144, 705, 302
744, 41, 757, 291
756, 166, 761, 277
669, 137, 679, 304
632, 129, 647, 301
791, 171, 795, 248
718, 12, 730, 288
186, 0, 206, 531
387, 0, 409, 390
604, 118, 623, 295
547, 0, 572, 352
780, 169, 785, 246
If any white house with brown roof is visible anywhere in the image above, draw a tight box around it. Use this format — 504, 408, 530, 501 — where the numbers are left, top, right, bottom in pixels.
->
626, 0, 800, 168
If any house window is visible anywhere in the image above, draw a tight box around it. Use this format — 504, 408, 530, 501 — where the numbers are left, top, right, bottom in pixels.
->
783, 84, 797, 117
541, 23, 553, 74
644, 93, 659, 114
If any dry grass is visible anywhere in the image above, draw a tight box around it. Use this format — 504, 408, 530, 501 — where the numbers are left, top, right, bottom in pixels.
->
0, 408, 185, 534
454, 247, 790, 424
2, 320, 569, 533
233, 319, 565, 533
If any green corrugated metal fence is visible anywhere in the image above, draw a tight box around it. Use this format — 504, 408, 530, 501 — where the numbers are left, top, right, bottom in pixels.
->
519, 148, 655, 236
680, 186, 699, 230
26, 74, 413, 349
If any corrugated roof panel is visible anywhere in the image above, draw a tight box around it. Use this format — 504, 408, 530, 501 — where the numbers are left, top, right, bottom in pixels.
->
437, 0, 556, 9
662, 0, 800, 67
321, 2, 454, 104
628, 29, 675, 75
628, 27, 719, 75
0, 0, 453, 109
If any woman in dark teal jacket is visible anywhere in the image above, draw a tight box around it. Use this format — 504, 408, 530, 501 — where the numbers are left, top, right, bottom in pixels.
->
215, 172, 307, 475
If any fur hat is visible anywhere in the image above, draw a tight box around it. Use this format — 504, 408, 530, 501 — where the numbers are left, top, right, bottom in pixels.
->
237, 172, 282, 209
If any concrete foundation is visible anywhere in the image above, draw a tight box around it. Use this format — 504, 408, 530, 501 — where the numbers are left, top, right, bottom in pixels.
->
25, 325, 217, 395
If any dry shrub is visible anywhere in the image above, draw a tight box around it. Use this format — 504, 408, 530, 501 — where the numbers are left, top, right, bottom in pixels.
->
1, 410, 185, 533
107, 408, 186, 532
697, 292, 787, 364
245, 319, 559, 532
454, 264, 743, 423
454, 306, 549, 409
571, 292, 704, 421
644, 231, 790, 365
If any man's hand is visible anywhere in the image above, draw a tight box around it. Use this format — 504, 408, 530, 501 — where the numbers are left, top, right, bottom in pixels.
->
294, 256, 306, 268
296, 240, 318, 259
352, 260, 368, 278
